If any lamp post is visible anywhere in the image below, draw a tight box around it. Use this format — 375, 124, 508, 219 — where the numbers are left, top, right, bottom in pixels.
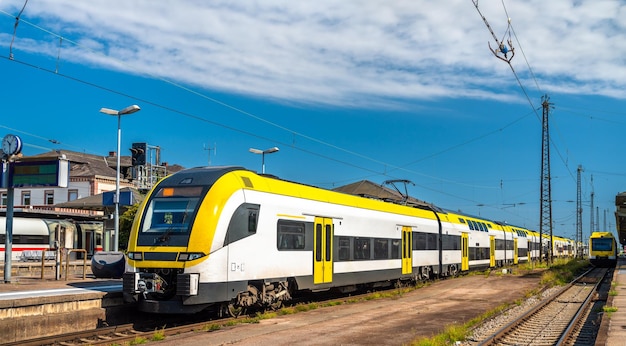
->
100, 104, 141, 252
249, 146, 279, 174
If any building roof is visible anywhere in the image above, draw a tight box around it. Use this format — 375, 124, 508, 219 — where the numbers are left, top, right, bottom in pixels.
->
333, 180, 432, 208
54, 187, 145, 211
28, 150, 122, 178
27, 149, 186, 180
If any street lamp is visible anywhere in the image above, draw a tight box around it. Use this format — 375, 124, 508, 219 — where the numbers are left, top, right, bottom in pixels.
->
100, 104, 141, 252
249, 146, 279, 174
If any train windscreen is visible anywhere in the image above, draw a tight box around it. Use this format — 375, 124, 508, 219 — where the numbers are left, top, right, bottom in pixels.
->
591, 237, 613, 251
138, 186, 206, 246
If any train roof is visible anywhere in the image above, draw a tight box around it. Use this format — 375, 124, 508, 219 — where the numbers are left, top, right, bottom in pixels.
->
156, 166, 440, 218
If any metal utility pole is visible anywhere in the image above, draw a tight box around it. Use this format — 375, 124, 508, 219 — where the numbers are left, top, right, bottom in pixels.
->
539, 95, 554, 264
590, 175, 595, 236
576, 165, 583, 258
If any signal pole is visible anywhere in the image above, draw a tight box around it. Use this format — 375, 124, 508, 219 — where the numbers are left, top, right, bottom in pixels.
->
539, 95, 554, 264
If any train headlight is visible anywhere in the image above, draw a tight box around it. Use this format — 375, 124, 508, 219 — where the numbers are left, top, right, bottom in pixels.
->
127, 252, 143, 260
178, 252, 205, 261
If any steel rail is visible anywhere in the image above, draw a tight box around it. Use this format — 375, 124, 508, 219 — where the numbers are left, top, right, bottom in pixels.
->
478, 267, 606, 346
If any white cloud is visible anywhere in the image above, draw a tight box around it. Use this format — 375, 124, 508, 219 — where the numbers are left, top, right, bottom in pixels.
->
1, 0, 625, 108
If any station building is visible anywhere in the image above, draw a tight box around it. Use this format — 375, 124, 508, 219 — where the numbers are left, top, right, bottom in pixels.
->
0, 147, 183, 260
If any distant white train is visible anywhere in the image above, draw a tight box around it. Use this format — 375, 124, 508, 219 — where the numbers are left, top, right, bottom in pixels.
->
0, 216, 103, 261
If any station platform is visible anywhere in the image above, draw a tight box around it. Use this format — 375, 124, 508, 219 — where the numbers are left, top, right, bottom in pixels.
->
601, 256, 626, 346
0, 262, 126, 344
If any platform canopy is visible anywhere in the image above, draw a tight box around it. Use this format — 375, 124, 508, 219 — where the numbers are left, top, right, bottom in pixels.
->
615, 192, 626, 246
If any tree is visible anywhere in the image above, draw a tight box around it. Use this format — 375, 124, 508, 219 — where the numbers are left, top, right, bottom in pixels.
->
119, 204, 139, 251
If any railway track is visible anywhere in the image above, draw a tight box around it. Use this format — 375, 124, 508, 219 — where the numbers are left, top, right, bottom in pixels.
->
4, 283, 400, 346
476, 267, 610, 346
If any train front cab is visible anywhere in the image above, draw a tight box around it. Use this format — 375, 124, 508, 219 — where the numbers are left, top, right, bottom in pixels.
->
589, 231, 617, 267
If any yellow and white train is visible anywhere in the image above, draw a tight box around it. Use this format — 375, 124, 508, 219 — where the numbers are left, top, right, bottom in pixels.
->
122, 166, 573, 314
589, 231, 617, 267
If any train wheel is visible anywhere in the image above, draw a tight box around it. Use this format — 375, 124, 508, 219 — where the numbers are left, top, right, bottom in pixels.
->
227, 303, 246, 318
449, 264, 459, 277
269, 300, 283, 311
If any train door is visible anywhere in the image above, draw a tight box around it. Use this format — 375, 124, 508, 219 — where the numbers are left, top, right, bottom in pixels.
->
461, 233, 469, 271
401, 226, 412, 275
513, 238, 519, 264
490, 235, 495, 267
314, 217, 333, 284
84, 231, 94, 259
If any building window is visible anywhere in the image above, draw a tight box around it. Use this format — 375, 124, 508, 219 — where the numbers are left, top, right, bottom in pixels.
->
0, 193, 6, 206
22, 191, 31, 206
68, 189, 78, 201
45, 190, 54, 205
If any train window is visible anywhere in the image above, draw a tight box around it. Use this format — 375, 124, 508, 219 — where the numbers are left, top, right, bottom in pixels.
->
224, 203, 260, 245
337, 237, 350, 261
141, 185, 207, 236
325, 224, 332, 261
458, 218, 466, 224
391, 239, 401, 259
591, 238, 613, 251
354, 238, 371, 260
427, 233, 437, 250
143, 199, 198, 232
315, 224, 322, 261
248, 209, 258, 233
467, 221, 475, 231
414, 232, 427, 250
374, 239, 389, 259
472, 220, 480, 231
277, 220, 306, 251
21, 235, 49, 245
442, 234, 460, 250
1, 192, 6, 206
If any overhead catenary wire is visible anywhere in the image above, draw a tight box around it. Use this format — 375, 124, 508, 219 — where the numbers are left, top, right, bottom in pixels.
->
0, 5, 553, 227
8, 0, 28, 60
0, 5, 568, 227
471, 0, 576, 184
0, 8, 514, 192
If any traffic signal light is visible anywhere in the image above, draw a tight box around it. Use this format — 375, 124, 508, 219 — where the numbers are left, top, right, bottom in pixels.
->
130, 142, 147, 166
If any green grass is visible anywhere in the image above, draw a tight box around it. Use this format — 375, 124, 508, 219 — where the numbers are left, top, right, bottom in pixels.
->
201, 323, 222, 331
412, 324, 467, 346
150, 327, 165, 341
539, 258, 589, 287
128, 336, 148, 345
603, 305, 618, 318
603, 306, 618, 313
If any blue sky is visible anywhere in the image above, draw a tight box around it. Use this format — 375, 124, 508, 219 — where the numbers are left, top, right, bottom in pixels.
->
1, 1, 625, 239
